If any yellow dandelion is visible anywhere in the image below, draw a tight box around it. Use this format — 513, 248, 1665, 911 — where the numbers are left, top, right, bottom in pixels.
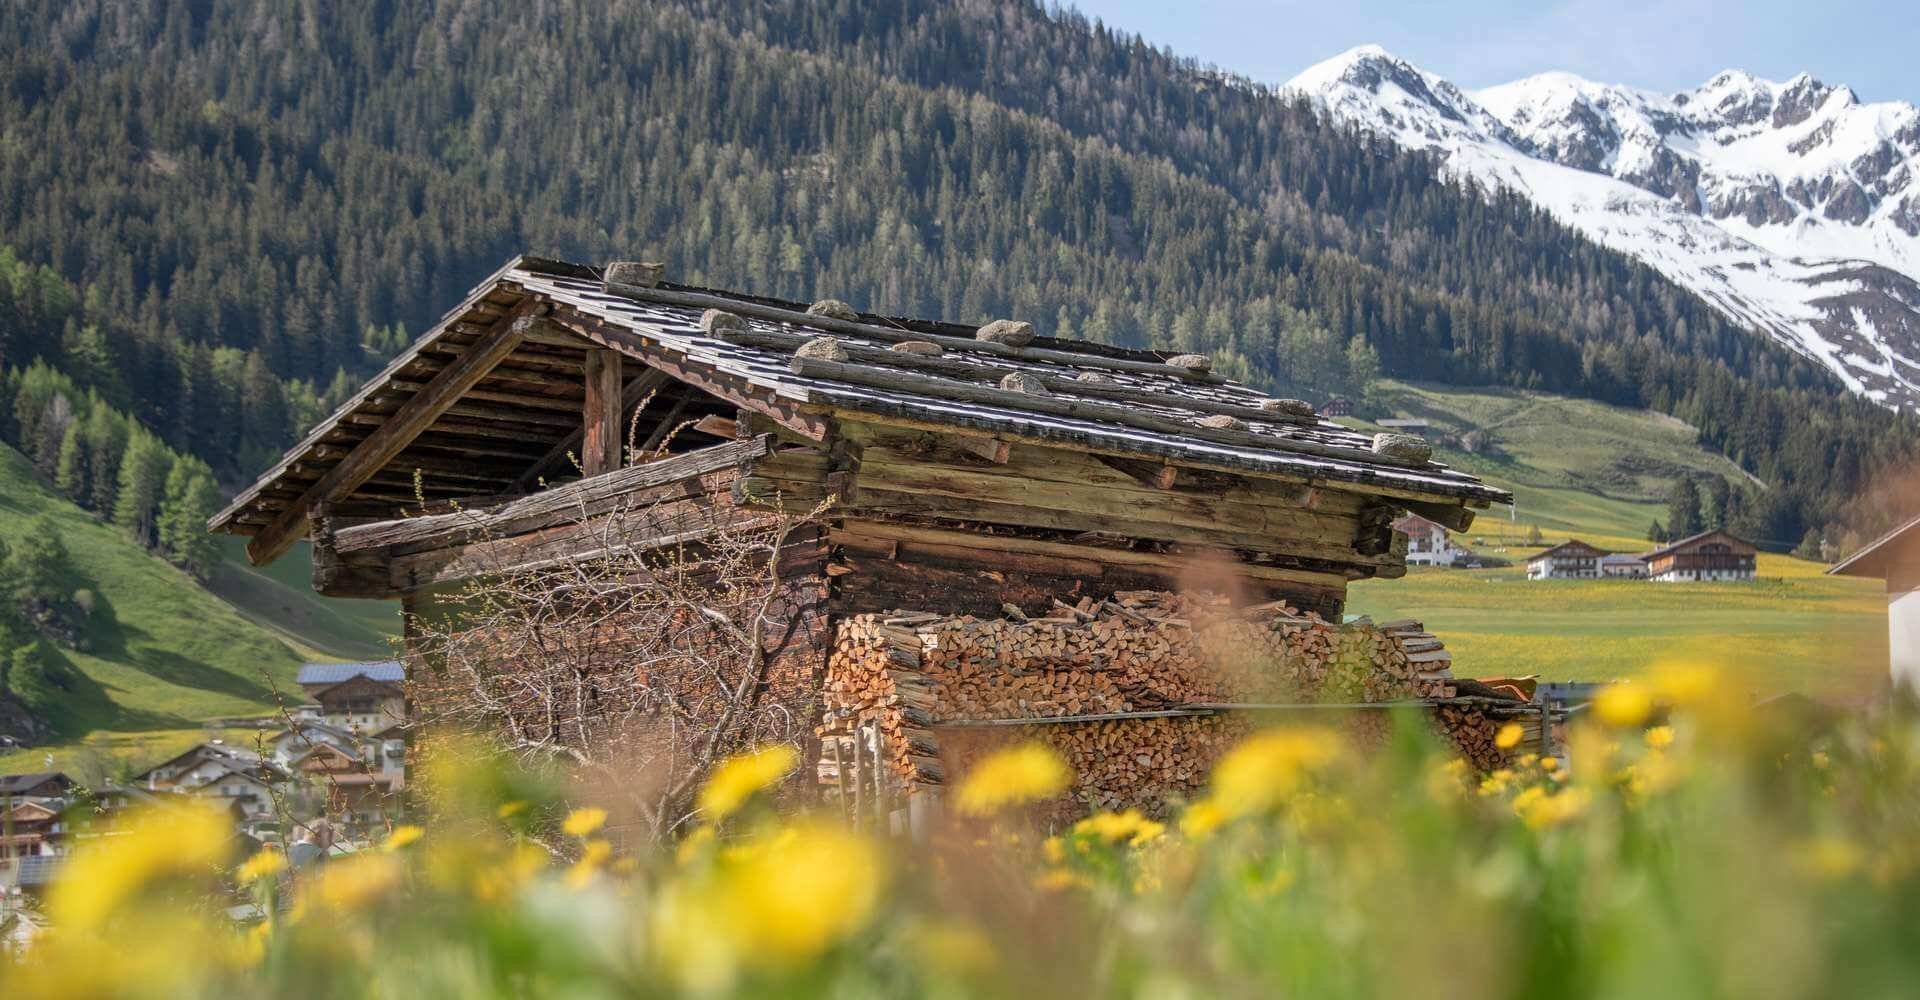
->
954, 743, 1071, 816
1494, 722, 1524, 750
496, 800, 527, 819
236, 847, 287, 885
1811, 750, 1831, 770
562, 806, 609, 838
1644, 725, 1675, 749
49, 801, 235, 932
567, 839, 613, 888
698, 744, 800, 822
1073, 809, 1166, 847
296, 853, 404, 918
1591, 682, 1652, 728
1180, 797, 1228, 839
652, 822, 886, 989
1042, 835, 1067, 865
1209, 727, 1339, 818
1519, 787, 1591, 829
383, 825, 425, 851
1541, 756, 1560, 772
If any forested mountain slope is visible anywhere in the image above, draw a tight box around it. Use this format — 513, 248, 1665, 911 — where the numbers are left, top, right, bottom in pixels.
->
0, 0, 1913, 550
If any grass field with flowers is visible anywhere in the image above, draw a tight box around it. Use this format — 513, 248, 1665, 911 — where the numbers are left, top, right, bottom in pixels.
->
8, 662, 1919, 998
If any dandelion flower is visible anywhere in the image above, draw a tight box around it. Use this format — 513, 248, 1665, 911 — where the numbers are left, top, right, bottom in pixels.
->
49, 802, 234, 931
954, 743, 1070, 816
1180, 797, 1228, 839
1494, 722, 1524, 750
496, 800, 527, 819
1073, 809, 1166, 847
567, 839, 613, 888
1591, 682, 1652, 728
1644, 725, 1675, 749
236, 847, 287, 885
562, 807, 609, 838
1209, 728, 1339, 818
698, 744, 800, 821
383, 825, 425, 851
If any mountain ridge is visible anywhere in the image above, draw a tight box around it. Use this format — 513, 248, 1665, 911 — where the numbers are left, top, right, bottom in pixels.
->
1287, 46, 1920, 409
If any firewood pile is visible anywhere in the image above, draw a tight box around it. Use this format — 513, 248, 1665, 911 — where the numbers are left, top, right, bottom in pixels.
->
819, 591, 1520, 820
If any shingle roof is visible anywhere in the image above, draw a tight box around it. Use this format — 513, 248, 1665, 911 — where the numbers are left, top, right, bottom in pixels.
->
0, 772, 70, 796
296, 661, 404, 686
211, 255, 1510, 542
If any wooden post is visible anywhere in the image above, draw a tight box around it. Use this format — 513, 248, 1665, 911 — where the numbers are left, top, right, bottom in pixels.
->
582, 348, 623, 476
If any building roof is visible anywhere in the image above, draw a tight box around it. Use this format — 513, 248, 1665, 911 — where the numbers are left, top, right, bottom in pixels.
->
210, 255, 1510, 556
0, 772, 70, 796
8, 855, 61, 888
1827, 512, 1920, 579
296, 661, 404, 686
1600, 553, 1648, 566
1642, 529, 1756, 562
1528, 539, 1607, 562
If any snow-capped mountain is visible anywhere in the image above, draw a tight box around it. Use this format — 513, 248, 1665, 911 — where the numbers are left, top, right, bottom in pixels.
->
1287, 45, 1920, 408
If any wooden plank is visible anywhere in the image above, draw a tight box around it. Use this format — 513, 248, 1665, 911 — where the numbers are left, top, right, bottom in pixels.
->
582, 348, 623, 476
837, 519, 1351, 590
244, 302, 542, 565
334, 436, 772, 554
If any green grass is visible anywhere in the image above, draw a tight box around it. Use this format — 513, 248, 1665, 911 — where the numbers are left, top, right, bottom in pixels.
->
207, 536, 398, 662
0, 445, 354, 772
1346, 382, 1887, 696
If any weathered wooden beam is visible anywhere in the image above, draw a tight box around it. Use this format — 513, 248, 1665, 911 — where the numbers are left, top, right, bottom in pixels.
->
334, 436, 772, 555
1401, 499, 1476, 533
244, 302, 542, 565
692, 414, 740, 439
385, 378, 582, 412
515, 368, 672, 488
951, 435, 1012, 465
582, 348, 623, 476
542, 305, 832, 442
1094, 454, 1177, 489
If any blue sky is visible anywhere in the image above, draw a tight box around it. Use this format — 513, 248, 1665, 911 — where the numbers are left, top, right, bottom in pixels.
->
1068, 0, 1918, 102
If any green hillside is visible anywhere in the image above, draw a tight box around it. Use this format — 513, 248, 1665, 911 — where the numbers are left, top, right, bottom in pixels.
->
0, 444, 387, 774
1345, 383, 1886, 696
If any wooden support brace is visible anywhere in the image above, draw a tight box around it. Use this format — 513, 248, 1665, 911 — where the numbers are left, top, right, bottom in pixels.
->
582, 348, 623, 476
951, 435, 1012, 464
1094, 453, 1178, 489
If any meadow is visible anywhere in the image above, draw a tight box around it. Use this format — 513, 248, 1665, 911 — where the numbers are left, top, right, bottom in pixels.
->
1346, 382, 1888, 698
9, 675, 1918, 999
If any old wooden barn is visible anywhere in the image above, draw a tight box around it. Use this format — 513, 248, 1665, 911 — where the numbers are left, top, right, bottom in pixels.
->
210, 255, 1517, 822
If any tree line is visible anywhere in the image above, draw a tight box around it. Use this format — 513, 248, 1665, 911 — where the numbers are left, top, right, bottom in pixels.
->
0, 0, 1911, 552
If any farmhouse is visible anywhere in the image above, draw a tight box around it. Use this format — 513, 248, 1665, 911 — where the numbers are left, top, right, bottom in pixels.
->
1643, 530, 1757, 582
296, 660, 405, 699
208, 255, 1514, 821
1827, 513, 1920, 692
1600, 554, 1649, 578
1393, 513, 1471, 567
1526, 540, 1605, 580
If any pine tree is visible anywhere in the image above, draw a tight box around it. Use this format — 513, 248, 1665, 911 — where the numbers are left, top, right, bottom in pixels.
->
156, 457, 222, 579
1666, 477, 1704, 539
112, 428, 172, 547
1649, 520, 1666, 543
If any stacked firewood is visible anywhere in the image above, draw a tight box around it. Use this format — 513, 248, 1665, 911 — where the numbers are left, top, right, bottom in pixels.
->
819, 591, 1507, 818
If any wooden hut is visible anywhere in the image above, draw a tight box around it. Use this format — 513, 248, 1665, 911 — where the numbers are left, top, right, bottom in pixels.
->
208, 256, 1512, 816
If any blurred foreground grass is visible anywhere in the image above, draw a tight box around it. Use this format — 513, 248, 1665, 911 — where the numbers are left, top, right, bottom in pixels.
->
8, 663, 1920, 998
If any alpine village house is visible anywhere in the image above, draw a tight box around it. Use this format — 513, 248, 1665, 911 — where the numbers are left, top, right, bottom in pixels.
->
208, 256, 1512, 820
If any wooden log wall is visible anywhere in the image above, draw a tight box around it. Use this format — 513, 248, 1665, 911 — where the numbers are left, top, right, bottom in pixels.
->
818, 593, 1508, 824
739, 420, 1424, 622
